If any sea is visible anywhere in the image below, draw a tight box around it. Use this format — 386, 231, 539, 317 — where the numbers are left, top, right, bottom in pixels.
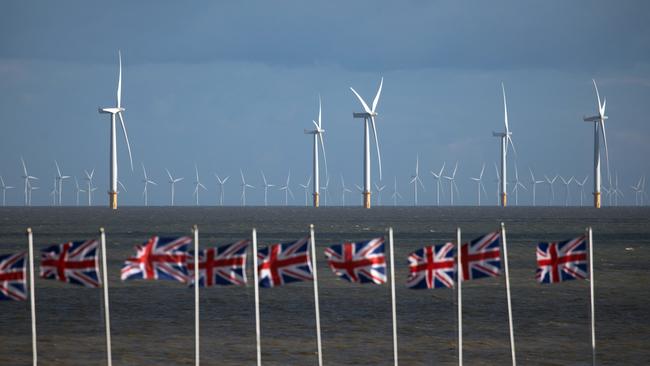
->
0, 206, 648, 365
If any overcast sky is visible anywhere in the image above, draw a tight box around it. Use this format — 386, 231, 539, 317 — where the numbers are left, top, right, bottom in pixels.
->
1, 1, 648, 206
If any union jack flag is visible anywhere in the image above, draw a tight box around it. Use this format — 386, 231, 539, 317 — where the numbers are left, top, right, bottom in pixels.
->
121, 236, 191, 283
0, 252, 27, 301
324, 237, 386, 284
407, 243, 456, 289
459, 231, 501, 281
41, 240, 100, 288
189, 240, 249, 287
258, 237, 312, 288
536, 235, 588, 284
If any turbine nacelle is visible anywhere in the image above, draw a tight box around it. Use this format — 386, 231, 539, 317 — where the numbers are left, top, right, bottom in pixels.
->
353, 112, 377, 118
583, 114, 607, 122
99, 107, 125, 114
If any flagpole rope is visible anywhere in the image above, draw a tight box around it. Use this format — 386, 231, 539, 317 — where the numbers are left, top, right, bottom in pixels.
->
100, 228, 113, 366
457, 227, 462, 366
193, 225, 200, 366
388, 227, 399, 366
588, 227, 596, 366
252, 228, 262, 366
309, 224, 323, 366
501, 223, 516, 366
27, 227, 37, 366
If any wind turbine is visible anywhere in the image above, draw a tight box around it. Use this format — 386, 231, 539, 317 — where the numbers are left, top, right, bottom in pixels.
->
166, 168, 184, 206
391, 176, 403, 206
613, 172, 624, 206
304, 96, 328, 207
340, 175, 352, 206
528, 168, 545, 207
299, 176, 311, 207
511, 165, 527, 206
260, 171, 276, 207
544, 174, 558, 206
20, 157, 38, 206
193, 164, 207, 206
493, 162, 501, 206
443, 161, 460, 206
239, 169, 254, 207
49, 178, 58, 206
0, 176, 14, 206
409, 154, 425, 206
559, 176, 574, 207
470, 163, 488, 206
98, 50, 134, 210
582, 79, 611, 208
430, 162, 446, 206
576, 176, 589, 206
27, 181, 39, 206
374, 182, 386, 206
492, 83, 516, 207
279, 171, 294, 206
141, 163, 157, 207
631, 176, 643, 206
320, 176, 330, 206
214, 174, 230, 206
350, 77, 384, 208
54, 161, 70, 206
84, 169, 96, 206
74, 177, 86, 207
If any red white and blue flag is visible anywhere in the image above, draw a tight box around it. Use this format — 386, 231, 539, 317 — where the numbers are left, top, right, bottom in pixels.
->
536, 235, 588, 284
0, 252, 27, 301
258, 237, 312, 288
460, 231, 501, 281
407, 243, 456, 289
121, 236, 192, 283
324, 237, 386, 284
41, 240, 100, 288
189, 240, 249, 287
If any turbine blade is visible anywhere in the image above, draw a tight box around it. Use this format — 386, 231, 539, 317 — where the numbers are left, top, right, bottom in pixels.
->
349, 87, 372, 114
371, 77, 383, 113
55, 160, 62, 177
118, 112, 134, 171
370, 116, 382, 180
166, 168, 173, 182
600, 120, 611, 184
117, 50, 122, 108
502, 82, 509, 133
592, 79, 602, 113
21, 157, 28, 176
319, 132, 328, 181
318, 95, 322, 128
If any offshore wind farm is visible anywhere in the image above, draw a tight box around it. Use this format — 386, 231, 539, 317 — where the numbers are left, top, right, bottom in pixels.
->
1, 2, 650, 366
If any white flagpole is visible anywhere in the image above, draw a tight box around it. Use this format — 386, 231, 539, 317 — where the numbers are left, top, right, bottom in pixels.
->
26, 227, 37, 366
193, 225, 200, 366
388, 227, 399, 366
588, 227, 596, 366
252, 228, 262, 366
309, 224, 323, 366
501, 223, 516, 366
99, 228, 113, 366
457, 227, 463, 366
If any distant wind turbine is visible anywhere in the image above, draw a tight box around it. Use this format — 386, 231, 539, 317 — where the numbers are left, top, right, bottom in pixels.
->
340, 175, 353, 206
391, 176, 403, 206
492, 83, 517, 207
98, 50, 134, 210
279, 171, 294, 206
470, 163, 488, 206
21, 157, 38, 206
141, 163, 157, 207
74, 177, 86, 206
493, 162, 501, 206
409, 154, 425, 206
0, 175, 15, 206
193, 164, 207, 206
559, 176, 574, 207
582, 79, 611, 208
350, 77, 384, 208
576, 176, 589, 206
84, 169, 96, 206
166, 168, 184, 206
374, 182, 386, 206
545, 174, 558, 206
240, 169, 254, 207
299, 176, 311, 207
528, 168, 545, 207
511, 166, 527, 206
320, 177, 330, 206
430, 162, 445, 206
214, 174, 230, 206
443, 161, 460, 205
304, 96, 328, 207
27, 180, 39, 206
54, 160, 70, 206
261, 171, 276, 207
49, 178, 57, 206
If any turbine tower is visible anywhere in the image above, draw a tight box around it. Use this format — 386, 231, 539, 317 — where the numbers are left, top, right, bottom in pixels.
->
239, 169, 254, 207
98, 50, 134, 210
559, 176, 574, 207
84, 169, 96, 206
320, 177, 330, 206
430, 162, 445, 206
544, 174, 558, 206
492, 83, 516, 207
214, 174, 229, 206
192, 164, 207, 206
576, 176, 589, 206
443, 162, 460, 206
165, 168, 184, 206
470, 163, 487, 206
54, 161, 70, 206
391, 176, 403, 206
21, 157, 38, 206
74, 177, 86, 207
304, 96, 328, 207
350, 78, 384, 208
340, 175, 352, 206
409, 154, 425, 206
374, 182, 386, 206
279, 171, 294, 206
261, 171, 276, 207
582, 79, 611, 208
141, 163, 157, 207
0, 175, 15, 206
511, 166, 527, 206
49, 178, 57, 206
528, 168, 545, 207
299, 176, 311, 207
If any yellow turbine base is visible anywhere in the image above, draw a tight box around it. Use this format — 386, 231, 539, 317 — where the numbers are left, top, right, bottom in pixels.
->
313, 193, 319, 208
594, 192, 601, 208
363, 192, 371, 209
501, 193, 507, 207
109, 192, 117, 210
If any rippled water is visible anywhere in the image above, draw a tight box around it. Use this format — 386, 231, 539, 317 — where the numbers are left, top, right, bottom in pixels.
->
0, 207, 648, 365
